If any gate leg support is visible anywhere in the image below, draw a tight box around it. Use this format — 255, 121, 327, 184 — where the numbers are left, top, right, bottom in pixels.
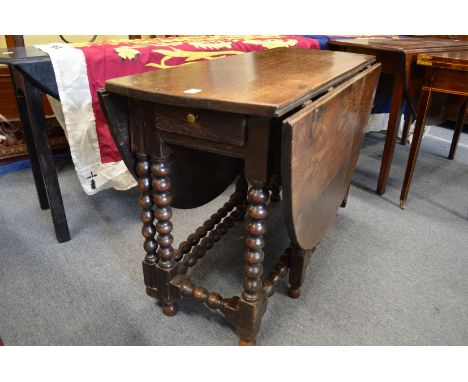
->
288, 246, 314, 299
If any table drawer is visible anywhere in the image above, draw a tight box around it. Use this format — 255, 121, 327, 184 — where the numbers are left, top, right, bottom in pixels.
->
153, 104, 246, 146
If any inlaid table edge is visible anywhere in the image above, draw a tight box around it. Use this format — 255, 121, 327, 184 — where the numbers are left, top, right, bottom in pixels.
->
328, 39, 468, 54
417, 52, 468, 71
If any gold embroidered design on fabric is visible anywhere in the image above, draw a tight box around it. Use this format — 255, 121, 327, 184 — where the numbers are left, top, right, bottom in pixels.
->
71, 35, 302, 67
114, 47, 141, 61
145, 48, 244, 69
72, 35, 293, 49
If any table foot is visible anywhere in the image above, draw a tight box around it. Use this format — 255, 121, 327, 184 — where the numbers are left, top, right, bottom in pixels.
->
56, 224, 71, 243
400, 200, 406, 210
162, 303, 177, 317
239, 339, 256, 346
288, 246, 313, 300
288, 287, 301, 299
232, 297, 267, 348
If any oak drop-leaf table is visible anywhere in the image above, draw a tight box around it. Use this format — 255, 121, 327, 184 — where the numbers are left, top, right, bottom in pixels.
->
99, 48, 381, 345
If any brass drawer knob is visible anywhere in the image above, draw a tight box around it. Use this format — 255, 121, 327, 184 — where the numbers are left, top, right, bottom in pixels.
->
186, 113, 198, 124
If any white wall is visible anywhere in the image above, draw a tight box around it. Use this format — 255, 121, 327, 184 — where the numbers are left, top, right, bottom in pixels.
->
0, 35, 134, 48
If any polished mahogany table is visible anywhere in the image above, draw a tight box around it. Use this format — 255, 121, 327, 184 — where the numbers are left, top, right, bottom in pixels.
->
99, 48, 381, 345
329, 37, 468, 196
400, 50, 468, 208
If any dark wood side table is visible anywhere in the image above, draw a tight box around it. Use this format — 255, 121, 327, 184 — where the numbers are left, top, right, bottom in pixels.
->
0, 47, 70, 242
400, 51, 468, 209
328, 37, 468, 196
99, 48, 381, 345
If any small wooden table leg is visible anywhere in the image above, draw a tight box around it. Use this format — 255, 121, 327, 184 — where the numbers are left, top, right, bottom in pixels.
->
377, 72, 405, 195
448, 99, 467, 160
10, 67, 49, 211
400, 87, 432, 209
288, 246, 313, 298
17, 70, 71, 242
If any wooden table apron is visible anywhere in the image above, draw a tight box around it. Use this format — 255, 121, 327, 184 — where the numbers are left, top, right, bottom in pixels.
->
0, 47, 70, 243
100, 49, 381, 345
328, 38, 468, 196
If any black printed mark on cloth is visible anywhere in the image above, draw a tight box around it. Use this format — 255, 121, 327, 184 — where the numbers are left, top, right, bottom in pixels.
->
87, 171, 97, 190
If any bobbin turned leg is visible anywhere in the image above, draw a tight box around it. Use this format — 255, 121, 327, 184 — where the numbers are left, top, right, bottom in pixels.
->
152, 154, 179, 316
236, 185, 269, 345
288, 246, 314, 299
137, 154, 158, 298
